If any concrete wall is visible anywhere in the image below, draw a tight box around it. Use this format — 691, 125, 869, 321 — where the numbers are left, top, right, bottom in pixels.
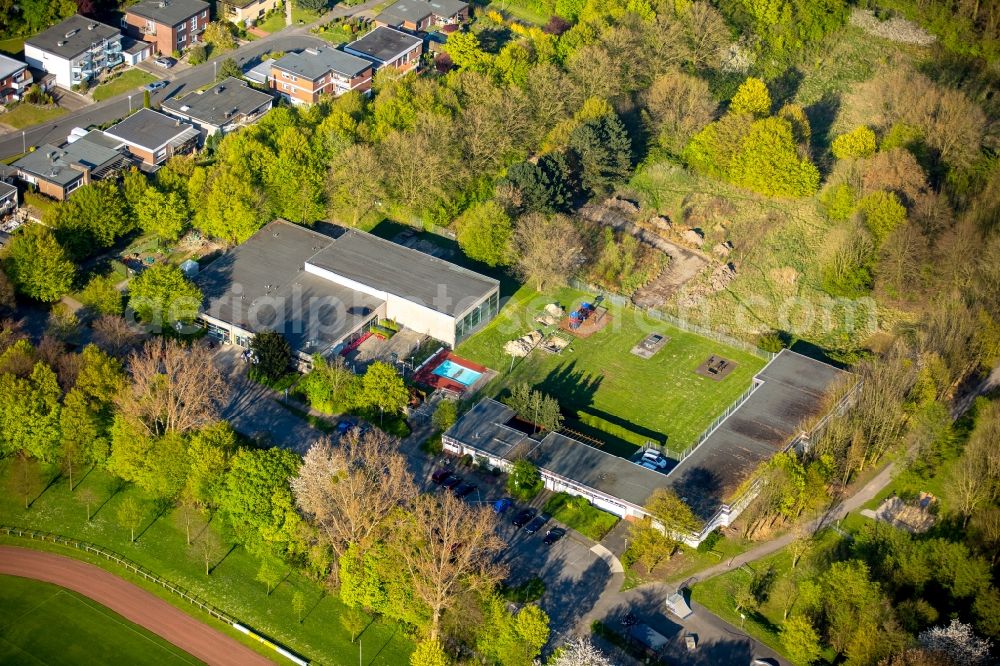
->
24, 44, 72, 88
385, 293, 456, 346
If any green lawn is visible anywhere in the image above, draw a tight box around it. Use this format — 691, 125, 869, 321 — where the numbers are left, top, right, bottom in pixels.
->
256, 11, 288, 34
691, 528, 844, 665
0, 104, 67, 129
316, 26, 355, 45
542, 493, 618, 541
0, 575, 201, 665
485, 0, 550, 25
457, 285, 767, 456
0, 460, 413, 666
0, 35, 25, 57
292, 7, 323, 23
24, 191, 57, 218
91, 70, 158, 102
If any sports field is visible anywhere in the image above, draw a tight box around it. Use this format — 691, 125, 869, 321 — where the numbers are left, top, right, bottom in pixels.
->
457, 285, 768, 456
0, 575, 201, 666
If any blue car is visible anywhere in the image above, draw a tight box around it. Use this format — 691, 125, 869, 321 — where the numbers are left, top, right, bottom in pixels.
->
493, 498, 514, 514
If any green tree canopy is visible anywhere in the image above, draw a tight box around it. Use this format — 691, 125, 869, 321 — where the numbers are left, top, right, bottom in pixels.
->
456, 201, 514, 267
360, 361, 408, 417
50, 180, 133, 260
781, 615, 822, 664
79, 273, 124, 317
185, 421, 238, 509
832, 126, 877, 160
728, 117, 820, 197
127, 264, 202, 331
568, 113, 632, 195
645, 487, 701, 535
2, 226, 75, 303
858, 190, 907, 244
730, 77, 771, 117
477, 597, 550, 666
249, 330, 292, 382
220, 447, 303, 558
502, 152, 578, 214
507, 458, 543, 501
0, 361, 61, 461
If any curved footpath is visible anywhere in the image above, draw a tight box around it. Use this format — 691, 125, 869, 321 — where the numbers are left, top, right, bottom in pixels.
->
0, 546, 274, 666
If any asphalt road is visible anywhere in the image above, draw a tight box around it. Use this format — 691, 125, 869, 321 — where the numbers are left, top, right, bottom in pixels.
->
0, 0, 388, 160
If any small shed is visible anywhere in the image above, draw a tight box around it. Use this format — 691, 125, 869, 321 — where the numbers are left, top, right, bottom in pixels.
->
666, 592, 693, 619
180, 258, 199, 278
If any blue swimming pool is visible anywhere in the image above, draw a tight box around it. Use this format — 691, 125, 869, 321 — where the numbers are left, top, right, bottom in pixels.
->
433, 359, 483, 387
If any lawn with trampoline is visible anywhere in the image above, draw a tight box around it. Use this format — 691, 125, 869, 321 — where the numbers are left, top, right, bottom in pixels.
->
0, 575, 200, 666
456, 285, 768, 457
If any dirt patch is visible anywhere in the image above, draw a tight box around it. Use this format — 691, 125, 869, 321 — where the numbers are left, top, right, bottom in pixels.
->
578, 202, 712, 309
694, 354, 737, 381
560, 307, 611, 338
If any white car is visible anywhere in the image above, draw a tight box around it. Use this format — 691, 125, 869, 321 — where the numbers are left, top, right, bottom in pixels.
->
154, 57, 175, 69
641, 450, 668, 469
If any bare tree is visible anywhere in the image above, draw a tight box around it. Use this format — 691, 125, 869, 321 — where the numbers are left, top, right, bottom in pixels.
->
76, 487, 99, 521
291, 431, 417, 573
550, 637, 614, 666
642, 69, 716, 154
513, 213, 584, 292
118, 340, 228, 437
394, 492, 506, 640
91, 315, 142, 358
173, 491, 202, 546
196, 527, 224, 575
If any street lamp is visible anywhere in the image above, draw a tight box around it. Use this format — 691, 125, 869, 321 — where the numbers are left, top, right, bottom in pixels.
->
127, 93, 134, 112
21, 130, 25, 154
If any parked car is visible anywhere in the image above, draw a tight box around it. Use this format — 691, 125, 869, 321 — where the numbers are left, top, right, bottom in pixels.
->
543, 527, 566, 545
441, 476, 462, 490
431, 468, 452, 484
641, 450, 669, 469
453, 482, 477, 498
512, 508, 536, 527
493, 497, 514, 514
154, 57, 175, 69
144, 80, 168, 92
524, 513, 549, 534
336, 417, 358, 435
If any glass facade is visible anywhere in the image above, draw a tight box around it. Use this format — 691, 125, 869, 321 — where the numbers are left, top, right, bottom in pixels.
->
454, 290, 499, 344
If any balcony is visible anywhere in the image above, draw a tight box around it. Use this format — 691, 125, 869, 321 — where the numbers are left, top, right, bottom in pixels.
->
142, 25, 157, 35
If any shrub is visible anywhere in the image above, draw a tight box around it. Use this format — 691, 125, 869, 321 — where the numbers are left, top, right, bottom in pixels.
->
831, 126, 877, 160
507, 459, 543, 501
820, 183, 857, 222
858, 190, 906, 244
696, 529, 723, 553
729, 77, 771, 117
421, 433, 443, 456
502, 577, 546, 603
188, 44, 207, 65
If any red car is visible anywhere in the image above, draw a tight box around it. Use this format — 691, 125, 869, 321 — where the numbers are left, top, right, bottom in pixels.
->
431, 468, 452, 484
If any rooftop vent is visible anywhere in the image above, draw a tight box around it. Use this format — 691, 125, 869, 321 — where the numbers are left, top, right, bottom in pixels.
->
87, 23, 96, 30
304, 48, 319, 55
179, 105, 190, 112
214, 86, 224, 94
65, 29, 78, 38
57, 40, 66, 47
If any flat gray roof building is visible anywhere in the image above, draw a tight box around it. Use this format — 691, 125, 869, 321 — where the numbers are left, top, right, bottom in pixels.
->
198, 219, 500, 353
162, 77, 274, 134
0, 54, 27, 81
345, 26, 422, 66
26, 15, 120, 60
445, 350, 850, 540
104, 109, 199, 153
14, 135, 127, 187
127, 0, 210, 25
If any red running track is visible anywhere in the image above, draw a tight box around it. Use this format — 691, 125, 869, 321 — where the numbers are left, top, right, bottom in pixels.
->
0, 546, 274, 666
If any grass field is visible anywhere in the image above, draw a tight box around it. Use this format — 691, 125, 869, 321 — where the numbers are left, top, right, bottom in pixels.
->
542, 493, 618, 541
91, 70, 158, 102
0, 104, 67, 129
257, 11, 288, 34
0, 35, 26, 57
0, 575, 201, 666
457, 284, 767, 455
0, 461, 413, 666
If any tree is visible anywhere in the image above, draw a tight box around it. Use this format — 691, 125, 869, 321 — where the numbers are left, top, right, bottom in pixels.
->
643, 70, 716, 155
918, 620, 993, 666
626, 519, 677, 571
203, 22, 236, 52
0, 361, 62, 462
190, 165, 270, 244
50, 180, 132, 259
292, 590, 306, 624
550, 637, 613, 666
858, 190, 907, 245
132, 186, 189, 241
298, 355, 361, 414
127, 264, 202, 331
360, 361, 408, 420
395, 492, 506, 640
832, 126, 877, 160
507, 459, 543, 501
501, 153, 577, 214
116, 495, 145, 543
185, 421, 237, 509
3, 226, 75, 302
92, 315, 141, 359
730, 77, 771, 116
292, 432, 416, 576
76, 487, 98, 521
118, 340, 227, 437
173, 491, 202, 546
513, 213, 583, 291
782, 615, 822, 664
0, 266, 15, 312
79, 274, 123, 316
568, 114, 632, 195
456, 201, 514, 267
645, 488, 700, 536
188, 43, 207, 65
478, 597, 550, 666
256, 556, 284, 595
503, 383, 562, 432
220, 447, 302, 558
266, 126, 327, 225
728, 117, 820, 197
411, 638, 450, 666
217, 57, 242, 81
249, 329, 291, 382
196, 526, 224, 575
431, 399, 458, 433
